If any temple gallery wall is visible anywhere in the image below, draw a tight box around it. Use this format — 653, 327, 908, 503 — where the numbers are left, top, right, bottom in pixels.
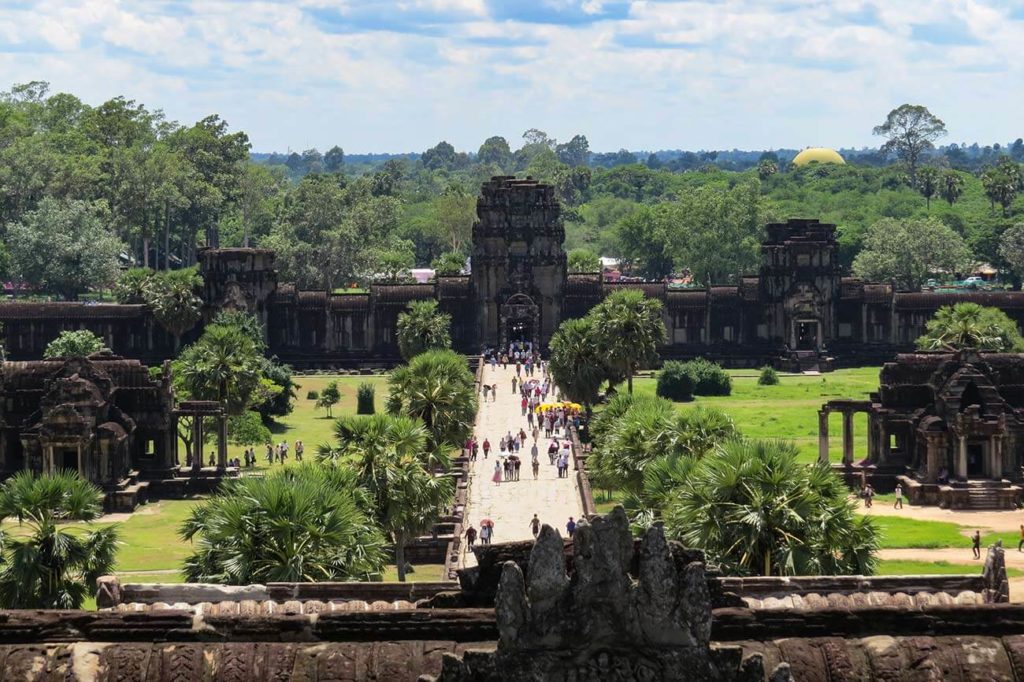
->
4, 176, 1024, 371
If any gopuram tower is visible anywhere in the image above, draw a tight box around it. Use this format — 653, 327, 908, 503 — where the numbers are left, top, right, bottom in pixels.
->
470, 177, 567, 349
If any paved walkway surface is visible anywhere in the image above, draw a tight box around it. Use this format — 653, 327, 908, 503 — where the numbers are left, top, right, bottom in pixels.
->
857, 498, 1024, 533
461, 365, 582, 567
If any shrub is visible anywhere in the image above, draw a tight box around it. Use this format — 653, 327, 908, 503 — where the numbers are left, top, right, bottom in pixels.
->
307, 390, 319, 400
357, 382, 376, 415
680, 358, 732, 396
656, 361, 695, 401
758, 366, 779, 386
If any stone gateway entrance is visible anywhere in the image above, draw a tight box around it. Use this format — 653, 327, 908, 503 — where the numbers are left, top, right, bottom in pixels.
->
499, 293, 540, 349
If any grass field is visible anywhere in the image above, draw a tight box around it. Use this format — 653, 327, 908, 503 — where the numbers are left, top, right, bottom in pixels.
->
219, 374, 391, 470
876, 559, 1024, 577
631, 367, 879, 464
47, 373, 446, 596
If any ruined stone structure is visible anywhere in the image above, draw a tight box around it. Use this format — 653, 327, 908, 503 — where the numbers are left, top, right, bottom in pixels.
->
0, 353, 233, 510
5, 177, 1024, 368
0, 354, 177, 510
824, 351, 1024, 509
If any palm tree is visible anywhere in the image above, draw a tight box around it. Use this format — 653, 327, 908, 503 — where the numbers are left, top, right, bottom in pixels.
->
144, 267, 203, 350
548, 317, 608, 409
396, 300, 452, 361
387, 349, 477, 453
0, 471, 119, 609
174, 323, 263, 415
939, 170, 964, 207
180, 465, 387, 584
916, 302, 1024, 352
318, 413, 454, 581
590, 289, 666, 393
665, 439, 878, 576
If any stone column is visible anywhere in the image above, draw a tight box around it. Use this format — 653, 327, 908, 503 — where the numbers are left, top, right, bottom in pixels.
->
818, 410, 829, 463
877, 424, 888, 465
991, 436, 1003, 480
924, 435, 941, 483
217, 413, 228, 470
957, 434, 967, 480
842, 411, 855, 465
191, 416, 203, 474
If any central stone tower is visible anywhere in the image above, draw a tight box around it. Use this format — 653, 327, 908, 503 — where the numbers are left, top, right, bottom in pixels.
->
471, 177, 567, 349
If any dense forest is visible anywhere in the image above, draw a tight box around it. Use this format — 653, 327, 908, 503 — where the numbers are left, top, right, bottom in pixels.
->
2, 81, 1024, 300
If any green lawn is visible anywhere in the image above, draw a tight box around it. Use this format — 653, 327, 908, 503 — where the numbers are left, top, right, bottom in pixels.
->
876, 559, 1023, 577
217, 374, 390, 471
631, 367, 880, 464
871, 515, 1018, 549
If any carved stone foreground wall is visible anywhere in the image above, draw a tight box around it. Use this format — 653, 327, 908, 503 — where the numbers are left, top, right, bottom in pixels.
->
431, 508, 765, 681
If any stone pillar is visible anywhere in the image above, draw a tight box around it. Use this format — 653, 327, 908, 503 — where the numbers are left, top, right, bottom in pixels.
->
924, 435, 941, 483
957, 434, 967, 481
217, 414, 228, 470
991, 436, 1003, 480
818, 410, 829, 463
842, 411, 855, 465
877, 424, 888, 465
192, 416, 203, 474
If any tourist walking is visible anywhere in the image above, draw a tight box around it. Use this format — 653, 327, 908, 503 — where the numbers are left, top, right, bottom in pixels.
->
529, 514, 541, 538
492, 460, 502, 486
893, 483, 904, 509
972, 530, 982, 559
491, 384, 498, 401
482, 438, 491, 459
465, 524, 477, 548
1018, 524, 1024, 552
566, 517, 576, 538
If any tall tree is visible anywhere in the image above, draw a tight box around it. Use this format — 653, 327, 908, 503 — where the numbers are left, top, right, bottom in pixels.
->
387, 349, 476, 453
323, 145, 345, 173
144, 267, 203, 350
589, 289, 666, 394
872, 104, 947, 181
0, 471, 119, 609
396, 300, 452, 360
319, 414, 454, 582
173, 323, 264, 415
477, 136, 512, 169
8, 198, 125, 299
939, 170, 965, 207
180, 465, 386, 584
555, 134, 590, 167
915, 166, 940, 209
852, 217, 972, 291
981, 158, 1023, 216
548, 317, 609, 409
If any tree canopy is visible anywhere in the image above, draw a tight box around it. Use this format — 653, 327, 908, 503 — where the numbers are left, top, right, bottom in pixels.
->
852, 217, 972, 291
916, 302, 1024, 352
44, 329, 106, 358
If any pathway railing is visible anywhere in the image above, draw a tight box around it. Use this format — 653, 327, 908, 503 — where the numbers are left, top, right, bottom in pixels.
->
567, 421, 597, 520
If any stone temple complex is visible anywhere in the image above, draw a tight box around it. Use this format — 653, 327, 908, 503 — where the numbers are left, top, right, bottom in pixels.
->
3, 176, 1024, 371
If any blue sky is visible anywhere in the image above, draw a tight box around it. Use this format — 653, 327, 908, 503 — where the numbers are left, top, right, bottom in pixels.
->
1, 0, 1022, 153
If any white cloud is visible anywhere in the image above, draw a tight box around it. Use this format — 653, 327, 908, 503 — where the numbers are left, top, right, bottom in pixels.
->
0, 0, 1021, 152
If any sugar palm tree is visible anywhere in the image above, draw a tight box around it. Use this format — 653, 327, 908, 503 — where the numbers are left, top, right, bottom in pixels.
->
144, 267, 203, 350
666, 439, 878, 576
396, 299, 452, 360
916, 302, 1024, 352
548, 317, 608, 409
318, 413, 454, 581
0, 470, 119, 609
180, 465, 386, 584
174, 323, 263, 415
590, 289, 666, 393
387, 349, 476, 453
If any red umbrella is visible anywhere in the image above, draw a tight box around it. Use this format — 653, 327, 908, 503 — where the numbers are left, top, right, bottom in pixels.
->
480, 518, 494, 527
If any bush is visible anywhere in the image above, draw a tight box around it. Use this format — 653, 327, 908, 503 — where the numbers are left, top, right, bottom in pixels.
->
758, 366, 779, 386
307, 390, 319, 400
656, 361, 695, 401
681, 358, 732, 396
356, 382, 376, 415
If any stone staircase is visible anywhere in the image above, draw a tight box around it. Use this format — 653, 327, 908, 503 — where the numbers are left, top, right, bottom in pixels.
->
105, 470, 150, 513
966, 481, 1010, 510
791, 350, 821, 373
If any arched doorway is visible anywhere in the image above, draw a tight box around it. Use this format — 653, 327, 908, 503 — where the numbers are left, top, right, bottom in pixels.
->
500, 293, 540, 350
